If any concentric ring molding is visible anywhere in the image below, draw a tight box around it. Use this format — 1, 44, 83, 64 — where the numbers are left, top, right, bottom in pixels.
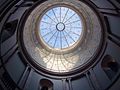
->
22, 0, 103, 74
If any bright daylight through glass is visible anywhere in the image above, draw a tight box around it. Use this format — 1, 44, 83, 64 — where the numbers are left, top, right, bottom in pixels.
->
39, 6, 83, 49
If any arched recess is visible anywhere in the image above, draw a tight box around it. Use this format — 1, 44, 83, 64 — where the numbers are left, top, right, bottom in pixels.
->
39, 79, 53, 90
101, 55, 120, 80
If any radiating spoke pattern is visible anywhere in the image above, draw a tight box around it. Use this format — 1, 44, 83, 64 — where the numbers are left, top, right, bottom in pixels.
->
23, 1, 102, 73
39, 7, 83, 49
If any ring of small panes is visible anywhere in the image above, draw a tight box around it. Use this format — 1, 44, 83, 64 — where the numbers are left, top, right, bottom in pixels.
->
38, 6, 83, 51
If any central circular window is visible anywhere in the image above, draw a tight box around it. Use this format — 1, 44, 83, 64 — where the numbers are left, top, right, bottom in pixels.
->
56, 22, 65, 31
39, 7, 83, 50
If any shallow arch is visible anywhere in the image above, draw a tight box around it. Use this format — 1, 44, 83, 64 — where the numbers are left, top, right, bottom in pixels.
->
101, 55, 120, 79
39, 79, 53, 90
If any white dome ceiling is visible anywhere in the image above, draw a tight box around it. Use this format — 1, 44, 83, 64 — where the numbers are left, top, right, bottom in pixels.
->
23, 0, 102, 73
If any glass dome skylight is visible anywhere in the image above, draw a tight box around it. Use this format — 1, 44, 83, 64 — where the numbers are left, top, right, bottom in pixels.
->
23, 0, 102, 73
39, 7, 83, 49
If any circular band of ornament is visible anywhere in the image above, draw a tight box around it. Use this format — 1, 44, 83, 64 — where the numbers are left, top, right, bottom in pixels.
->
22, 0, 102, 73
